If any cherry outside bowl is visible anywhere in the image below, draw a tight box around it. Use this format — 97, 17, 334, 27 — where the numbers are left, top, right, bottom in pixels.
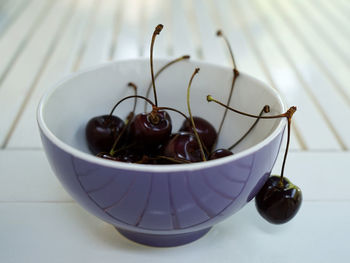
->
37, 58, 286, 247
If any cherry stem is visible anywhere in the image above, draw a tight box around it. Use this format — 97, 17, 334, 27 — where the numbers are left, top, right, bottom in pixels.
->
150, 24, 163, 107
188, 68, 206, 161
207, 95, 294, 119
128, 82, 138, 114
157, 106, 189, 121
280, 117, 291, 182
228, 105, 270, 150
108, 112, 134, 156
215, 30, 239, 147
144, 55, 190, 112
207, 95, 296, 182
216, 30, 237, 70
109, 95, 155, 117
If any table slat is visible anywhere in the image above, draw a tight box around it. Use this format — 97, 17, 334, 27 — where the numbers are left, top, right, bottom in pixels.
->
0, 0, 28, 36
0, 0, 51, 84
170, 0, 197, 58
140, 0, 170, 58
7, 0, 96, 149
251, 0, 350, 149
76, 0, 120, 70
273, 0, 350, 103
232, 0, 341, 150
0, 0, 73, 147
112, 0, 141, 60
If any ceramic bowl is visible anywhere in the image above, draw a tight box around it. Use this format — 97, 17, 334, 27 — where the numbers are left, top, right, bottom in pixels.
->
37, 58, 285, 247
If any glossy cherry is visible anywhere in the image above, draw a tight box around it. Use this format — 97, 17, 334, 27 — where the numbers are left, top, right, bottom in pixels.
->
163, 132, 202, 163
207, 95, 302, 224
180, 116, 217, 152
209, 148, 233, 160
128, 110, 172, 146
85, 115, 124, 154
255, 176, 302, 224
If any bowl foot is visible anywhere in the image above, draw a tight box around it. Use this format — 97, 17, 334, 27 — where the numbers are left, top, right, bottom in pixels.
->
115, 227, 212, 247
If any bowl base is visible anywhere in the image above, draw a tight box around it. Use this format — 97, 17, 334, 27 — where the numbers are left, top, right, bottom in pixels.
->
116, 227, 212, 247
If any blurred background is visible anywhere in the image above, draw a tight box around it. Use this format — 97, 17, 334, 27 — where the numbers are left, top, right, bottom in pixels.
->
0, 0, 349, 262
0, 0, 349, 151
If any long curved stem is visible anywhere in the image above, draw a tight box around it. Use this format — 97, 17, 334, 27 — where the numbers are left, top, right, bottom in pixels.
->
280, 118, 291, 181
157, 106, 189, 121
188, 68, 206, 161
109, 95, 155, 117
228, 105, 269, 150
144, 55, 190, 112
150, 24, 163, 107
207, 94, 296, 182
128, 82, 138, 114
215, 30, 240, 147
207, 95, 292, 119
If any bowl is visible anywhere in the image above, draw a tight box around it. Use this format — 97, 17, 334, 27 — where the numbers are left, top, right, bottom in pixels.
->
37, 58, 286, 247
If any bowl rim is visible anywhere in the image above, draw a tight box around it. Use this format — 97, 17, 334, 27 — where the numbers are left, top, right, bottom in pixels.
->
37, 58, 287, 173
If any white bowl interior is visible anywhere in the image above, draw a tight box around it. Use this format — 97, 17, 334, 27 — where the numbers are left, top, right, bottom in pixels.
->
41, 59, 284, 161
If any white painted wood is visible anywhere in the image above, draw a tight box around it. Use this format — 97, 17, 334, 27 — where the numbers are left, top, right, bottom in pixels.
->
190, 0, 229, 65
7, 0, 96, 149
170, 0, 197, 58
314, 0, 350, 37
271, 151, 350, 201
251, 0, 350, 149
0, 0, 50, 81
0, 150, 71, 202
141, 0, 170, 58
298, 0, 350, 53
0, 0, 27, 35
112, 0, 142, 60
272, 0, 350, 103
77, 0, 120, 70
0, 0, 72, 147
232, 0, 341, 150
292, 0, 350, 63
336, 0, 350, 21
0, 201, 349, 262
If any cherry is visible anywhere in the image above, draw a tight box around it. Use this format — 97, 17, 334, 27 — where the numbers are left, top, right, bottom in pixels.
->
128, 24, 173, 147
209, 148, 233, 160
86, 82, 138, 155
180, 116, 217, 152
85, 115, 124, 155
207, 95, 302, 224
128, 110, 172, 146
163, 131, 203, 163
255, 176, 302, 224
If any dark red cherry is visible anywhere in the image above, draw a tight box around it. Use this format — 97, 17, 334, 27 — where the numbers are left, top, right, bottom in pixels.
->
180, 116, 217, 151
128, 110, 172, 146
209, 148, 233, 160
255, 175, 302, 224
163, 131, 203, 162
86, 115, 125, 155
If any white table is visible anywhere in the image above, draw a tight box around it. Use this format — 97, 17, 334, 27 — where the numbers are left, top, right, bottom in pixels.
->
1, 0, 349, 262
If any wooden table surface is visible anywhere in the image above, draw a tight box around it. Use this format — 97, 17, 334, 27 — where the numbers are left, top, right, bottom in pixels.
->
0, 0, 349, 262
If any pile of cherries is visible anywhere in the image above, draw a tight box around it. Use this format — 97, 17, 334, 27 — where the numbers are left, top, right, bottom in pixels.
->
85, 25, 302, 225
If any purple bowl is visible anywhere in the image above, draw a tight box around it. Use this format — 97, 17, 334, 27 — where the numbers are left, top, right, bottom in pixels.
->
37, 58, 285, 247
